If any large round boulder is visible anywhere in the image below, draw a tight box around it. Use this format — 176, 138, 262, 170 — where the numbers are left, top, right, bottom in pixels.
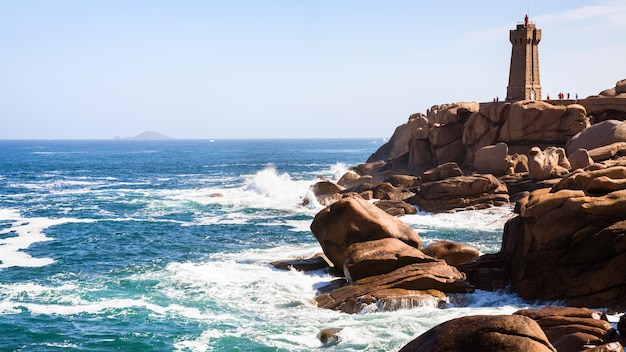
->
310, 196, 421, 271
398, 315, 556, 352
566, 120, 626, 156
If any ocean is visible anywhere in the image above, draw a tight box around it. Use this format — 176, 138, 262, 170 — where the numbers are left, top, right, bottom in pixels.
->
0, 139, 534, 351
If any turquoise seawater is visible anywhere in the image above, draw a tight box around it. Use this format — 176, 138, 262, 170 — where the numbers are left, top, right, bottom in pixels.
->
0, 139, 525, 351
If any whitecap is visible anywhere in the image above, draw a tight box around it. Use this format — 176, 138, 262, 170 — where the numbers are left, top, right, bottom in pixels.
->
402, 206, 515, 233
0, 209, 96, 268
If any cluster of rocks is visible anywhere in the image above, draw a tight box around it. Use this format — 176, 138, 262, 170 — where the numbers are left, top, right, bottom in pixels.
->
365, 99, 588, 180
311, 161, 511, 214
308, 80, 626, 215
400, 306, 624, 352
271, 79, 626, 349
502, 160, 626, 309
272, 196, 481, 314
312, 196, 479, 313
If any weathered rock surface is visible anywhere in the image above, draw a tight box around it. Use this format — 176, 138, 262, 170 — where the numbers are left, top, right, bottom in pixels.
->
474, 142, 514, 176
336, 170, 361, 187
587, 142, 626, 162
369, 182, 415, 201
310, 196, 422, 272
514, 306, 619, 352
566, 120, 626, 156
420, 162, 463, 183
501, 163, 626, 308
428, 102, 479, 125
373, 199, 417, 216
364, 98, 599, 180
342, 238, 436, 282
383, 175, 420, 188
398, 314, 556, 352
407, 138, 435, 175
421, 240, 480, 267
500, 100, 589, 145
367, 114, 428, 163
315, 261, 472, 313
457, 252, 510, 291
528, 146, 571, 180
551, 164, 626, 193
568, 148, 594, 170
616, 78, 626, 95
406, 174, 509, 213
311, 180, 345, 205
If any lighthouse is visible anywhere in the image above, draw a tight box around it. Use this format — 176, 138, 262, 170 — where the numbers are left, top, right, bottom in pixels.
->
506, 15, 542, 101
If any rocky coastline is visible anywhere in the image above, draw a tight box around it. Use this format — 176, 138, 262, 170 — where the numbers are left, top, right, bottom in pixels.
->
273, 79, 626, 351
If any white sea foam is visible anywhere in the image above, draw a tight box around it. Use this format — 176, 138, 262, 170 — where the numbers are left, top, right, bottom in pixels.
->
139, 244, 545, 351
328, 162, 351, 181
281, 219, 314, 232
0, 240, 553, 351
173, 329, 223, 352
241, 165, 314, 208
149, 166, 326, 226
0, 209, 96, 268
402, 206, 515, 233
0, 297, 204, 318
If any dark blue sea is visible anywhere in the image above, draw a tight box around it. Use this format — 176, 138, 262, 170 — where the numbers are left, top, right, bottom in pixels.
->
0, 139, 525, 351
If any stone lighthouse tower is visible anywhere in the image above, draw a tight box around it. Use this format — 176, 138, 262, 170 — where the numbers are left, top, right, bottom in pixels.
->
506, 15, 542, 101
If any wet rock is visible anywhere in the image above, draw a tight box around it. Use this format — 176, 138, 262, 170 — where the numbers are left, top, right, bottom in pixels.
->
270, 253, 332, 272
457, 253, 510, 291
315, 261, 472, 313
317, 328, 342, 346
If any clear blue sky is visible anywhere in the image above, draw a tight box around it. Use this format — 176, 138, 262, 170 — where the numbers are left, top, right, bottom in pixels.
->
1, 1, 625, 139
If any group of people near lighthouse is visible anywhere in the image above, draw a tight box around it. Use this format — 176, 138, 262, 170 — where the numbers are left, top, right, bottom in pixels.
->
546, 92, 578, 102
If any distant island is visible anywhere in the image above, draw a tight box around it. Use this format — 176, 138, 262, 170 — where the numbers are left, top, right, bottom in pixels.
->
116, 131, 174, 140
